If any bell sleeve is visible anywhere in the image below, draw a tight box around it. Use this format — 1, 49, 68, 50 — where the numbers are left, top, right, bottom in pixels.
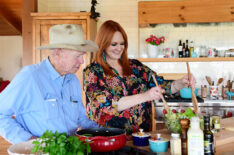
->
83, 66, 120, 126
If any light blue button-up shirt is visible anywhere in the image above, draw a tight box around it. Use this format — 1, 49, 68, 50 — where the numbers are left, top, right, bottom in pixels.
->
0, 58, 98, 144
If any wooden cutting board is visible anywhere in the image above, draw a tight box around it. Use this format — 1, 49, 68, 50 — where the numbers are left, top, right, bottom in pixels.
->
215, 117, 234, 146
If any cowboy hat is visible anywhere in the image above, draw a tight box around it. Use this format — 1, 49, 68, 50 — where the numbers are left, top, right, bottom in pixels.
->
36, 24, 99, 52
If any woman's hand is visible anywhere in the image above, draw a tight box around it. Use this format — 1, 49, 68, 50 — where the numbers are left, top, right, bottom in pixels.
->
172, 74, 196, 93
181, 74, 196, 87
145, 86, 165, 101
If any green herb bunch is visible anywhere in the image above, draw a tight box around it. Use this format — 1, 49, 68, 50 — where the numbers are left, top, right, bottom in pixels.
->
31, 130, 91, 155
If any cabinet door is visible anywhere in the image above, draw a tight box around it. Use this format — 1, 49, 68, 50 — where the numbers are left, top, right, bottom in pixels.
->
34, 19, 88, 102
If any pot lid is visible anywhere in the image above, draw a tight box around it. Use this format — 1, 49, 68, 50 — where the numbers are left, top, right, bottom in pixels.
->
132, 129, 150, 137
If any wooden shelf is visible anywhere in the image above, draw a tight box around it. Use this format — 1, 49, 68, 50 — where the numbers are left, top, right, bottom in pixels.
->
137, 57, 234, 62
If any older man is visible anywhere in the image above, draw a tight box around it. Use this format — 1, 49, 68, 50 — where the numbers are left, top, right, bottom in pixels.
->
0, 24, 99, 144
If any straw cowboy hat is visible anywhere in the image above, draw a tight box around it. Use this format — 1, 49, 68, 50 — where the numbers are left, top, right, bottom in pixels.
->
37, 24, 99, 52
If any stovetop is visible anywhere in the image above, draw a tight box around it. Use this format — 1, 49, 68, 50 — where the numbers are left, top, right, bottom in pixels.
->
160, 94, 204, 103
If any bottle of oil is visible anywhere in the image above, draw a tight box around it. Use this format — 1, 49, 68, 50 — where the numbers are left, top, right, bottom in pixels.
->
204, 115, 214, 155
189, 41, 194, 57
187, 117, 204, 155
185, 40, 190, 57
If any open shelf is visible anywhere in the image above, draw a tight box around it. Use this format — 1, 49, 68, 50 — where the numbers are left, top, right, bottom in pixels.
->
137, 57, 234, 62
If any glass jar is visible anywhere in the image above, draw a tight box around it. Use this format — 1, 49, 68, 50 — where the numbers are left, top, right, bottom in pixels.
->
170, 133, 181, 155
212, 116, 221, 132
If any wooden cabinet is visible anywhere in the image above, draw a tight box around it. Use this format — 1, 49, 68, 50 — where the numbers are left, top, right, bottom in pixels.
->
31, 12, 97, 105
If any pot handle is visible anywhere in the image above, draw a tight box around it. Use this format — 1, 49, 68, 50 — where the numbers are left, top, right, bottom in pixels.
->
88, 136, 115, 142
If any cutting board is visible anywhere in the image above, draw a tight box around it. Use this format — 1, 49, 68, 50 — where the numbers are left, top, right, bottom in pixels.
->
215, 117, 234, 146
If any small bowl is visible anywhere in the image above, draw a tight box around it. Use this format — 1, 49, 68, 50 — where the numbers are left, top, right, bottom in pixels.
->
8, 140, 35, 155
180, 87, 198, 99
149, 138, 169, 152
132, 132, 151, 146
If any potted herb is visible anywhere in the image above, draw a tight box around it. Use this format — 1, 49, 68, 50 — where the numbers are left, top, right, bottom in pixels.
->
31, 130, 91, 155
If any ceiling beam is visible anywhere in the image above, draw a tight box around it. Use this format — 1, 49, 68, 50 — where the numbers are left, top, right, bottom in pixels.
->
0, 8, 22, 34
22, 0, 37, 66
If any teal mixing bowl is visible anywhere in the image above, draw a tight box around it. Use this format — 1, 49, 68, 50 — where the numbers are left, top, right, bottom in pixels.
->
180, 87, 198, 99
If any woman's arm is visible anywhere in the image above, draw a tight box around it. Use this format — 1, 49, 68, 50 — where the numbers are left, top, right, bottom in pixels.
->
116, 86, 164, 111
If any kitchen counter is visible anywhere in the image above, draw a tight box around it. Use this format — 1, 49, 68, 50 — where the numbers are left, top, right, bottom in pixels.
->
1, 117, 234, 155
155, 99, 234, 119
156, 99, 234, 106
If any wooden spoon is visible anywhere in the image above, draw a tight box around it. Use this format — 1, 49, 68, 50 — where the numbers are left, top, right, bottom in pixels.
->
186, 62, 199, 115
205, 76, 212, 86
151, 73, 170, 112
217, 78, 224, 86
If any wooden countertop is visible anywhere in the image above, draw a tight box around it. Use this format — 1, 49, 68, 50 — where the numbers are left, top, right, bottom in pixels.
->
1, 117, 234, 155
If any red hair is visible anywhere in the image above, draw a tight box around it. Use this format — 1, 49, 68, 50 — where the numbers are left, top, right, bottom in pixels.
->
94, 20, 132, 76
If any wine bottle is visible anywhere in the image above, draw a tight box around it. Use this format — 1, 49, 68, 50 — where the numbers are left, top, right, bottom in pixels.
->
178, 40, 183, 58
204, 115, 214, 155
185, 40, 190, 57
182, 42, 186, 58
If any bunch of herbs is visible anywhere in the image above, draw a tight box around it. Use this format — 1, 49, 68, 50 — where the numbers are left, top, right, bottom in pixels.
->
31, 130, 91, 155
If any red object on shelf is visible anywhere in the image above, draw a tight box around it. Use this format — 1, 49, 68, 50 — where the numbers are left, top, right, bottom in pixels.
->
226, 112, 233, 117
0, 80, 10, 93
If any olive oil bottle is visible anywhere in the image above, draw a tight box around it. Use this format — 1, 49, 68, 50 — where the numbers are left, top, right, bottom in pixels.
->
204, 115, 214, 155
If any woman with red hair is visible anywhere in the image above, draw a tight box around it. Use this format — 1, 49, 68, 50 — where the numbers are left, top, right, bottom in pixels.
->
83, 20, 195, 135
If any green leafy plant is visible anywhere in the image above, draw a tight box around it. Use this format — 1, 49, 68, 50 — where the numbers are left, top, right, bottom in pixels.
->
31, 130, 91, 155
163, 108, 197, 133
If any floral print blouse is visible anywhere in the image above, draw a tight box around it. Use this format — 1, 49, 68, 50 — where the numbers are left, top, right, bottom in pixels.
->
83, 59, 172, 135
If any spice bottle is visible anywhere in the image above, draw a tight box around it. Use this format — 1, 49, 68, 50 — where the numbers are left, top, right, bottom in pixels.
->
222, 86, 229, 99
170, 133, 182, 155
187, 117, 204, 155
180, 118, 190, 155
201, 85, 207, 98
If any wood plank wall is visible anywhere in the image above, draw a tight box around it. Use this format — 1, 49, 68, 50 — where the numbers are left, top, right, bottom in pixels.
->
138, 0, 234, 25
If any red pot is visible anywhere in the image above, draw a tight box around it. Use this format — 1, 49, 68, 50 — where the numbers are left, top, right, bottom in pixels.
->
76, 128, 126, 152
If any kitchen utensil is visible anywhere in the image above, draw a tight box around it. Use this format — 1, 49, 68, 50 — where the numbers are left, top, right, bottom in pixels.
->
132, 129, 151, 146
217, 78, 224, 86
206, 76, 212, 86
151, 73, 169, 111
186, 62, 199, 115
151, 72, 169, 132
152, 100, 156, 131
180, 87, 198, 98
76, 128, 126, 152
210, 86, 219, 100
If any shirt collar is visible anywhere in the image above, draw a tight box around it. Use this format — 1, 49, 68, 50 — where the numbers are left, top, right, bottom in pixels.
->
45, 58, 61, 80
45, 58, 72, 82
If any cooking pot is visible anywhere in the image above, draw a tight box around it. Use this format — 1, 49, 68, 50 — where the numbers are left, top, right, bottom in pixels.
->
132, 129, 151, 146
76, 128, 126, 152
